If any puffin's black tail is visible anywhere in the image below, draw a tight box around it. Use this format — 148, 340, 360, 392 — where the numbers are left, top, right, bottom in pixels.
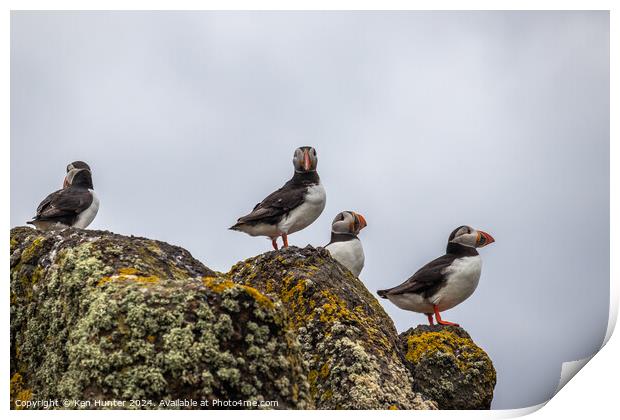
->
377, 289, 389, 299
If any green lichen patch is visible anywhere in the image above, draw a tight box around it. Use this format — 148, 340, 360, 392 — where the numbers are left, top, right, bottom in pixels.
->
57, 278, 309, 408
10, 237, 18, 253
20, 236, 45, 263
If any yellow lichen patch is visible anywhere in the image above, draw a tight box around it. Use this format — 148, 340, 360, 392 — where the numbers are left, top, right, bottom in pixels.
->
97, 268, 160, 286
251, 269, 392, 357
203, 276, 237, 293
308, 365, 333, 402
318, 290, 355, 323
280, 275, 306, 303
319, 361, 331, 378
307, 370, 319, 398
308, 370, 318, 383
10, 373, 32, 409
277, 276, 314, 328
312, 290, 389, 356
241, 285, 275, 309
265, 278, 276, 294
203, 276, 275, 309
31, 267, 45, 285
405, 330, 488, 373
322, 389, 333, 401
20, 237, 44, 263
146, 335, 156, 343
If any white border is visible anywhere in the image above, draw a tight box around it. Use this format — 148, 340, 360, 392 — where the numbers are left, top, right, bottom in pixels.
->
3, 1, 616, 418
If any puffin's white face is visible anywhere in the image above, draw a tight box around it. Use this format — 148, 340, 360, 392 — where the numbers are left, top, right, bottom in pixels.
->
449, 225, 495, 248
331, 211, 367, 235
293, 146, 318, 172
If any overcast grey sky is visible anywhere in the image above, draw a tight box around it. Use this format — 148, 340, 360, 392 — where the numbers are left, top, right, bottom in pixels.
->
10, 11, 609, 409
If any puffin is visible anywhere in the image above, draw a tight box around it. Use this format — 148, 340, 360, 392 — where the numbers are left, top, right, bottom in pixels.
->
63, 161, 91, 188
230, 146, 326, 250
377, 225, 495, 326
324, 211, 367, 277
28, 165, 99, 231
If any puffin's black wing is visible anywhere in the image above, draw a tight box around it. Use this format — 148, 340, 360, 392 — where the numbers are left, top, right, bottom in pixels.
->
234, 180, 307, 226
35, 190, 58, 215
377, 254, 456, 299
30, 187, 93, 225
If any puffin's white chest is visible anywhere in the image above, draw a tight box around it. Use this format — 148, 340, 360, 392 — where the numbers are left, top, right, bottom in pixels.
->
278, 183, 326, 234
326, 238, 365, 277
73, 190, 99, 229
386, 255, 482, 314
432, 256, 482, 311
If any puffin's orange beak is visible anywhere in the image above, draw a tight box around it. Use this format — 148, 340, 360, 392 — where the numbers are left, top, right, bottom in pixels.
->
303, 149, 311, 171
304, 150, 310, 171
350, 212, 367, 233
476, 230, 495, 247
356, 213, 367, 230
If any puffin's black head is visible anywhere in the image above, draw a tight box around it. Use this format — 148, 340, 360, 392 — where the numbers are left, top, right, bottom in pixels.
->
68, 168, 94, 189
448, 225, 495, 248
64, 161, 92, 188
331, 211, 367, 235
293, 146, 318, 172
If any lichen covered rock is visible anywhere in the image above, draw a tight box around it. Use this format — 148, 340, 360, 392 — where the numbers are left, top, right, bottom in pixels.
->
399, 325, 496, 409
11, 227, 496, 410
10, 227, 311, 409
229, 246, 436, 410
